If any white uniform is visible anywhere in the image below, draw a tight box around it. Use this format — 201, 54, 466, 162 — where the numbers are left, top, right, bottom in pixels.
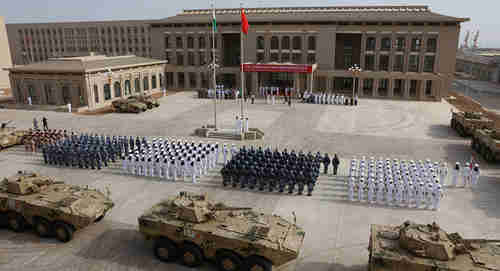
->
415, 183, 424, 208
191, 162, 197, 183
471, 166, 480, 186
156, 159, 162, 178
367, 181, 375, 203
377, 183, 385, 205
432, 186, 443, 210
407, 184, 415, 208
357, 180, 364, 202
395, 184, 403, 207
439, 163, 448, 185
223, 145, 229, 164
386, 182, 394, 206
122, 158, 128, 172
215, 144, 220, 164
462, 165, 471, 187
426, 184, 434, 209
348, 177, 355, 201
451, 163, 460, 186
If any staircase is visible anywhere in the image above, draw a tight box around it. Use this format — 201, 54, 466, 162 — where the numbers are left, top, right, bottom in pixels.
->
207, 130, 243, 140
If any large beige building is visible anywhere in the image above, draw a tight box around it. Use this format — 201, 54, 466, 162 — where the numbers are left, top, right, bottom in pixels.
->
0, 16, 13, 90
6, 20, 154, 65
150, 5, 468, 101
6, 55, 166, 110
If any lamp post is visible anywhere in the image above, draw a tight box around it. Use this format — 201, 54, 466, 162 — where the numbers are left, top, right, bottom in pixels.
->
348, 64, 362, 102
208, 62, 220, 130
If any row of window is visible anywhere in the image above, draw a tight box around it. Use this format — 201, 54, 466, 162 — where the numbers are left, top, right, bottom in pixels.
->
257, 36, 315, 51
359, 79, 433, 97
18, 26, 149, 37
365, 37, 437, 52
94, 74, 163, 103
363, 54, 435, 72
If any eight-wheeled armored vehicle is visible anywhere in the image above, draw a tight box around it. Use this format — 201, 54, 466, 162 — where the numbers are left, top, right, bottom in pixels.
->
471, 128, 500, 162
111, 97, 147, 113
450, 111, 493, 137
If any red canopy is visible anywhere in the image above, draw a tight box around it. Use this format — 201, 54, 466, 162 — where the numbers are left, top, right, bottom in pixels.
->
242, 63, 316, 73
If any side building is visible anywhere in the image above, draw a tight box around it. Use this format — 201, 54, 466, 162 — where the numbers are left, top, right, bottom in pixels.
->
455, 48, 500, 83
5, 54, 167, 110
6, 20, 155, 65
0, 16, 13, 90
150, 5, 468, 101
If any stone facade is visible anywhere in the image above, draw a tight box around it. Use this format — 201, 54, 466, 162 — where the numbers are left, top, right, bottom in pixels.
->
455, 49, 500, 83
0, 16, 13, 90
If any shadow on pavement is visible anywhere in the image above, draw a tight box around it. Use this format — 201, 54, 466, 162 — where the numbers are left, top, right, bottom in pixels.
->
470, 176, 500, 219
426, 124, 464, 140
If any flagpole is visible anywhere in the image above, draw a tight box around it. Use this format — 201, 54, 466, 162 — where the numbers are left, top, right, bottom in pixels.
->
240, 3, 245, 121
211, 0, 217, 131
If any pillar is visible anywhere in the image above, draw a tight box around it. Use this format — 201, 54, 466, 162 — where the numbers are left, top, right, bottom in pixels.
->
196, 72, 202, 89
39, 80, 47, 105
404, 35, 411, 73
373, 78, 379, 97
404, 79, 410, 98
388, 78, 394, 97
251, 72, 258, 96
389, 32, 396, 72
374, 32, 381, 71
56, 81, 64, 105
173, 72, 179, 89
360, 32, 366, 69
419, 80, 426, 100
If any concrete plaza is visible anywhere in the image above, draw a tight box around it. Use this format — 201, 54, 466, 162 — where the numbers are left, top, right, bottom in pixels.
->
0, 92, 499, 271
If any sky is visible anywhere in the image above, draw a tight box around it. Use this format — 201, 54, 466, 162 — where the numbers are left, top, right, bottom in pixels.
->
2, 0, 498, 48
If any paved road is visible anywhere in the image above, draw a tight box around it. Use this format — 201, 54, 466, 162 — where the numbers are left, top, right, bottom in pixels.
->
1, 91, 499, 271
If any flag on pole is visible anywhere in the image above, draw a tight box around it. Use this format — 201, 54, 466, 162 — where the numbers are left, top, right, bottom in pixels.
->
241, 8, 249, 34
212, 9, 217, 32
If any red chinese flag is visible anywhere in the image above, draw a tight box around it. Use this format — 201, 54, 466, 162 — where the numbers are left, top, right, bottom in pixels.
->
241, 8, 249, 34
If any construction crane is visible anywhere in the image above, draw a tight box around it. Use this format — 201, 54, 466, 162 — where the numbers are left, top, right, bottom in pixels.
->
462, 30, 470, 48
473, 30, 480, 49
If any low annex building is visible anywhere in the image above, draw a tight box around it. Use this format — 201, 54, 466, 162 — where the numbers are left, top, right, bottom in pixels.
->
5, 54, 167, 110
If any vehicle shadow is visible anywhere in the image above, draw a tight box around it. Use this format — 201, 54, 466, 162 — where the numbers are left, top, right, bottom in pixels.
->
469, 175, 500, 219
426, 124, 465, 140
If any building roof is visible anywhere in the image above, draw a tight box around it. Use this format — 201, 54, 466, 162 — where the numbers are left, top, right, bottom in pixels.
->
151, 5, 469, 25
5, 55, 167, 73
456, 49, 500, 66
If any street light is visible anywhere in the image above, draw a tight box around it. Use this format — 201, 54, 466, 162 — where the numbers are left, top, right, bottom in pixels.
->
348, 64, 362, 101
207, 62, 220, 130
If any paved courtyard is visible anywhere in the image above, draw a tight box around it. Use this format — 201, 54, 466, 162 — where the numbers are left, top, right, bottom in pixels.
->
0, 91, 499, 271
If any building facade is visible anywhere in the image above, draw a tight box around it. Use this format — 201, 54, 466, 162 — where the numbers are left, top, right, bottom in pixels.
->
6, 55, 167, 110
0, 16, 13, 90
150, 5, 468, 101
455, 48, 500, 83
6, 20, 154, 65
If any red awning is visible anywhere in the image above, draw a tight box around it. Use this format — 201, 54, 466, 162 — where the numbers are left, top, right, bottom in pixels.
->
242, 63, 316, 73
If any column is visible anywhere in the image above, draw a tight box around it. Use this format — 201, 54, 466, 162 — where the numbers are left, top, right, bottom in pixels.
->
327, 77, 334, 91
404, 35, 411, 73
419, 80, 426, 100
373, 78, 379, 97
358, 77, 364, 97
331, 31, 337, 69
56, 81, 64, 105
173, 72, 179, 89
389, 32, 396, 72
39, 80, 47, 104
196, 72, 202, 89
388, 78, 394, 97
360, 32, 366, 69
403, 79, 410, 98
374, 32, 381, 71
264, 32, 271, 62
419, 34, 427, 73
251, 72, 258, 96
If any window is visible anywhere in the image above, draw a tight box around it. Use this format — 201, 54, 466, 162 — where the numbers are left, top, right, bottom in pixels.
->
344, 55, 353, 69
364, 55, 375, 70
308, 36, 316, 50
271, 53, 279, 62
363, 79, 373, 96
114, 82, 122, 97
104, 84, 111, 100
394, 79, 404, 97
281, 53, 290, 63
164, 36, 169, 48
257, 36, 264, 50
189, 72, 196, 88
393, 55, 404, 72
176, 52, 184, 65
257, 52, 264, 62
410, 80, 417, 97
396, 37, 405, 51
427, 38, 437, 52
282, 36, 290, 50
409, 55, 419, 72
425, 80, 433, 96
143, 76, 149, 91
152, 75, 157, 89
411, 38, 421, 51
188, 52, 195, 66
93, 85, 99, 103
423, 56, 435, 72
381, 37, 391, 51
292, 36, 301, 50
198, 37, 206, 48
292, 53, 302, 64
307, 53, 315, 64
187, 36, 194, 48
271, 36, 279, 50
124, 80, 131, 95
165, 51, 171, 63
379, 55, 389, 71
135, 78, 141, 93
178, 73, 185, 88
176, 37, 183, 48
199, 52, 205, 65
366, 37, 376, 50
378, 79, 388, 96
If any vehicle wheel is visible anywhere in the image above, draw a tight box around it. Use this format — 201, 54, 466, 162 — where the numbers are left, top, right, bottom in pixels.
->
181, 243, 204, 267
0, 212, 8, 227
154, 238, 178, 262
245, 256, 272, 271
34, 218, 53, 238
7, 212, 26, 232
216, 251, 243, 271
54, 222, 73, 242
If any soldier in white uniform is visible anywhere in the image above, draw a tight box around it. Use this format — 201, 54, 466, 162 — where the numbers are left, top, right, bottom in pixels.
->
386, 181, 394, 206
235, 116, 242, 135
415, 182, 423, 208
191, 160, 197, 183
367, 179, 375, 204
230, 144, 238, 159
214, 143, 220, 165
223, 144, 229, 165
376, 181, 385, 205
425, 183, 434, 209
463, 163, 471, 187
407, 182, 415, 208
357, 179, 364, 202
439, 161, 448, 185
272, 88, 276, 105
471, 164, 480, 187
170, 158, 176, 181
348, 177, 355, 201
395, 182, 403, 207
122, 156, 128, 172
432, 184, 443, 210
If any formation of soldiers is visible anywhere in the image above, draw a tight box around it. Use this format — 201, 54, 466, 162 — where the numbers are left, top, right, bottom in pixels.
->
121, 138, 232, 183
24, 129, 68, 152
450, 161, 481, 187
302, 91, 358, 106
260, 87, 295, 105
42, 133, 124, 169
206, 85, 238, 100
348, 157, 446, 210
221, 146, 321, 196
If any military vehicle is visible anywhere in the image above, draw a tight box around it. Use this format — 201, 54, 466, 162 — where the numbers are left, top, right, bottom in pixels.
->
450, 111, 493, 137
134, 95, 160, 109
0, 171, 114, 242
471, 128, 500, 162
368, 221, 500, 271
111, 97, 147, 113
138, 192, 305, 271
0, 121, 27, 150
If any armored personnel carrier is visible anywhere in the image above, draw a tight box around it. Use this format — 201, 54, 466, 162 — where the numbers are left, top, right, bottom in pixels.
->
133, 95, 160, 109
450, 111, 493, 137
0, 171, 114, 242
0, 121, 27, 150
368, 221, 500, 271
111, 97, 147, 113
471, 128, 500, 162
138, 192, 305, 271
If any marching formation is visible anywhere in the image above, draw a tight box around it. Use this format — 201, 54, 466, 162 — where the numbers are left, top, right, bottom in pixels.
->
24, 129, 68, 152
42, 133, 124, 169
303, 91, 358, 106
348, 157, 446, 210
121, 138, 230, 183
221, 146, 321, 196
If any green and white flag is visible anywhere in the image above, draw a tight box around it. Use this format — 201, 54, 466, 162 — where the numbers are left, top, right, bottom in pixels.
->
212, 9, 217, 32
